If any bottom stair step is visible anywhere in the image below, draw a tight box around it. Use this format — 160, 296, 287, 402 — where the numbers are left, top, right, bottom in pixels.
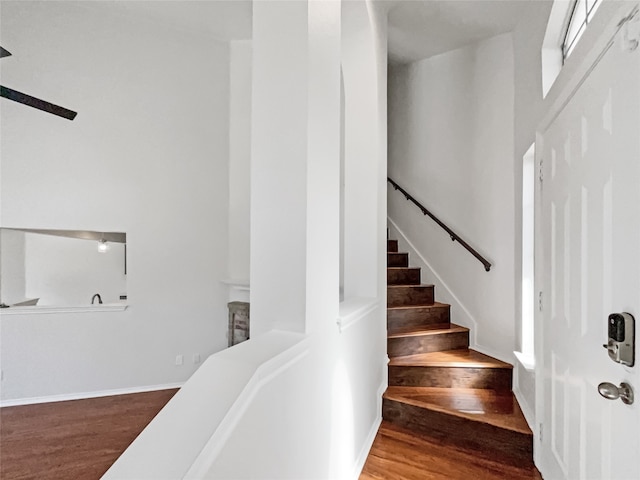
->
383, 387, 533, 467
383, 386, 531, 432
363, 421, 541, 480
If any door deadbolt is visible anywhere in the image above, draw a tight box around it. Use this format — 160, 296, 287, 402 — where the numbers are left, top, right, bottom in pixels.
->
602, 312, 635, 366
597, 382, 634, 405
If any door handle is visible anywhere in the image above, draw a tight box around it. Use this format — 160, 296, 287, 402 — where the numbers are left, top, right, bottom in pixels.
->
597, 382, 634, 405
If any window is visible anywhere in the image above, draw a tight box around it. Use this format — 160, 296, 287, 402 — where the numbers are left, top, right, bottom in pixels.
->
542, 0, 604, 96
563, 0, 603, 60
520, 144, 535, 366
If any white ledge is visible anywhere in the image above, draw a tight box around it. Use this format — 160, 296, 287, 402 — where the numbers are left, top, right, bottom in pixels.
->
0, 304, 128, 315
337, 297, 379, 333
220, 279, 250, 291
514, 351, 536, 371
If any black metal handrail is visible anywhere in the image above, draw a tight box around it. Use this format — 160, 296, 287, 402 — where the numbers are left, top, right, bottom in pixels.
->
387, 177, 492, 272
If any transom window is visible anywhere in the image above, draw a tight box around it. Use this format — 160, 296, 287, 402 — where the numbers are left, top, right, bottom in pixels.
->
563, 0, 603, 60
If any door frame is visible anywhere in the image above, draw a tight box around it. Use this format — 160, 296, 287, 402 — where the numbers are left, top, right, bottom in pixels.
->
533, 0, 640, 473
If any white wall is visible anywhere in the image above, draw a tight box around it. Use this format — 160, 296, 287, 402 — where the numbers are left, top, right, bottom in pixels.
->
204, 312, 383, 480
227, 40, 252, 286
511, 0, 554, 427
105, 306, 385, 480
24, 233, 126, 306
513, 0, 555, 353
103, 0, 389, 478
388, 33, 516, 362
0, 1, 231, 402
210, 0, 389, 474
0, 229, 26, 304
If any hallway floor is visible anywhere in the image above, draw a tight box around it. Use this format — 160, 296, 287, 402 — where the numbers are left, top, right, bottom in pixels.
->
2, 390, 542, 479
360, 420, 543, 480
0, 389, 177, 480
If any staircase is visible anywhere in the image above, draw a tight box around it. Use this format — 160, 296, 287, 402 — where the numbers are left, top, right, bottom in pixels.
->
383, 239, 533, 467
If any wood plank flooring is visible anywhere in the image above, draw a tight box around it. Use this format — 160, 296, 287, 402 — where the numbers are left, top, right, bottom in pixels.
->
0, 389, 177, 480
2, 389, 541, 479
360, 420, 543, 480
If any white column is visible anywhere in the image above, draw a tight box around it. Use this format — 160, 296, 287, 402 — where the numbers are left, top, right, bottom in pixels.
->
341, 0, 380, 300
250, 0, 342, 336
305, 0, 342, 334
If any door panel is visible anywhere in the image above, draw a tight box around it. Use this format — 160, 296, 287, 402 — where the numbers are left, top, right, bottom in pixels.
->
538, 14, 640, 480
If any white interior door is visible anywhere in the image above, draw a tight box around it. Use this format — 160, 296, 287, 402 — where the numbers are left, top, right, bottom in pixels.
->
537, 9, 640, 480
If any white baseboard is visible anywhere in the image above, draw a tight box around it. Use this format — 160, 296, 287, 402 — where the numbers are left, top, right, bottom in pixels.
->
351, 379, 386, 480
472, 344, 515, 367
352, 414, 382, 480
0, 382, 184, 408
513, 384, 535, 431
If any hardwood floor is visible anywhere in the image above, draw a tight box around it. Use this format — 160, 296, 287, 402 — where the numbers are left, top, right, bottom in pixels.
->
360, 421, 543, 480
2, 388, 540, 479
0, 389, 177, 480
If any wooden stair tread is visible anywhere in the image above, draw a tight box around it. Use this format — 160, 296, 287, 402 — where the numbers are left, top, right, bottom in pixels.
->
388, 349, 513, 369
384, 387, 532, 435
387, 284, 434, 289
388, 324, 468, 339
389, 323, 451, 333
387, 301, 449, 311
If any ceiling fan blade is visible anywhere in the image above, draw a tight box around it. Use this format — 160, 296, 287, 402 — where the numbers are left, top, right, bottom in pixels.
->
0, 47, 12, 58
1, 85, 77, 120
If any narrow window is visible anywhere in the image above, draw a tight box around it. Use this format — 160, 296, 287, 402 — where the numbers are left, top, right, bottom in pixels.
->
521, 144, 535, 362
339, 67, 345, 302
563, 0, 603, 60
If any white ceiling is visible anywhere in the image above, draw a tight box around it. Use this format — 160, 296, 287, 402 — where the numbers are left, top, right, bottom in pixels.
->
104, 0, 252, 42
387, 0, 528, 64
83, 0, 527, 64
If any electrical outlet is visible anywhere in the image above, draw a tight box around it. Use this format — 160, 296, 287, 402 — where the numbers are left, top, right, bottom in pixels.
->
193, 354, 201, 364
175, 354, 184, 366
